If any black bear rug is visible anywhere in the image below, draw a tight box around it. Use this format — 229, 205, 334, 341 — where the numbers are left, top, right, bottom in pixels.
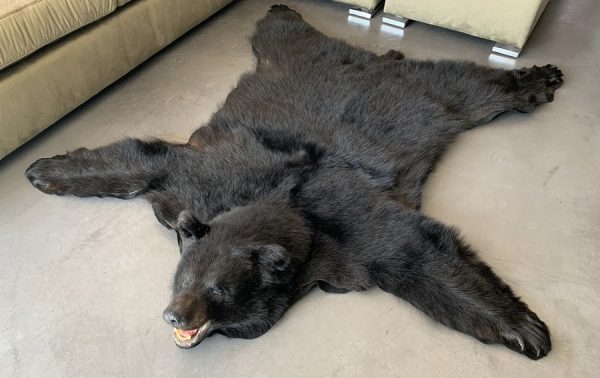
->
26, 5, 563, 360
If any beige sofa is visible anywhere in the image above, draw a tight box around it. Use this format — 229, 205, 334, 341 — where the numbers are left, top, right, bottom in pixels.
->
0, 0, 232, 160
335, 0, 383, 19
382, 0, 550, 57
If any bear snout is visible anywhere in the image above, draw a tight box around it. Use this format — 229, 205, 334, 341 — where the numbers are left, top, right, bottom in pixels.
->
162, 293, 208, 329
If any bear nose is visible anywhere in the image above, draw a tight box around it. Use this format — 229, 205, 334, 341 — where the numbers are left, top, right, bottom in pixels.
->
163, 310, 184, 327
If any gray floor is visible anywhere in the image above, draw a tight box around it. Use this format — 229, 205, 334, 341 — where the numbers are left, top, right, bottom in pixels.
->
1, 0, 599, 376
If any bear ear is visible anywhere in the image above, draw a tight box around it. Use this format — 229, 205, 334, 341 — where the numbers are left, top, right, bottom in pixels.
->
177, 210, 210, 239
250, 244, 290, 271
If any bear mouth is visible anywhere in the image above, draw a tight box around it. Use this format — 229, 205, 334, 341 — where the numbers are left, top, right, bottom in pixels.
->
172, 321, 212, 348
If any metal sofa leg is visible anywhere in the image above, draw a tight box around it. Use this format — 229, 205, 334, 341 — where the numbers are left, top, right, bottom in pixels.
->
382, 13, 410, 28
492, 43, 522, 58
348, 1, 383, 19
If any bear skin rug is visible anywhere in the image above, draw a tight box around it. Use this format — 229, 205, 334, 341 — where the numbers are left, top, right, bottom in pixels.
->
25, 5, 563, 360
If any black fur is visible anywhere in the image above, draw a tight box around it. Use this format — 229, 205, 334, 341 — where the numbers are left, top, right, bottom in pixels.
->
25, 5, 563, 359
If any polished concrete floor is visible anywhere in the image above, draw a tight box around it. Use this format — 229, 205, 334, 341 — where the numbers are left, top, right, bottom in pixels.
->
1, 0, 599, 376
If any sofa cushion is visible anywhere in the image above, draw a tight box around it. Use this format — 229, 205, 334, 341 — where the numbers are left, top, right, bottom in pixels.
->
335, 0, 381, 11
0, 0, 233, 159
0, 0, 118, 70
384, 0, 549, 48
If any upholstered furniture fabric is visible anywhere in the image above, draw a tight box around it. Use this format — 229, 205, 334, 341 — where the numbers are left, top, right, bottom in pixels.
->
384, 0, 550, 48
0, 0, 120, 70
334, 0, 381, 11
0, 0, 232, 159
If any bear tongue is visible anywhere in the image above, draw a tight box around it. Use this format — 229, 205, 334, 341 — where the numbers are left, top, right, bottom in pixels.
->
177, 328, 198, 337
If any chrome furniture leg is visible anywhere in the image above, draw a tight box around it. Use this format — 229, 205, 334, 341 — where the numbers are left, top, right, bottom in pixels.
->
382, 13, 410, 28
348, 1, 383, 20
492, 43, 522, 58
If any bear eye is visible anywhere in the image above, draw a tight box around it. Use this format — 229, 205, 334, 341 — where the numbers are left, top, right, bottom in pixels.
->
207, 286, 225, 299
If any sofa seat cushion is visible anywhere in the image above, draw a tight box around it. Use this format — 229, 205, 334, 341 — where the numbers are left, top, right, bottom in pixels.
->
334, 0, 381, 11
0, 0, 232, 159
0, 0, 120, 70
384, 0, 549, 48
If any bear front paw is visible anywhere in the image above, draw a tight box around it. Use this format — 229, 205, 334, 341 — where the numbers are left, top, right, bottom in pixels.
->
500, 311, 551, 360
25, 156, 71, 195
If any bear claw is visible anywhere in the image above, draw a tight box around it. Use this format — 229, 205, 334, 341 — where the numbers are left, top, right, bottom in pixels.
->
500, 312, 551, 360
515, 64, 564, 106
